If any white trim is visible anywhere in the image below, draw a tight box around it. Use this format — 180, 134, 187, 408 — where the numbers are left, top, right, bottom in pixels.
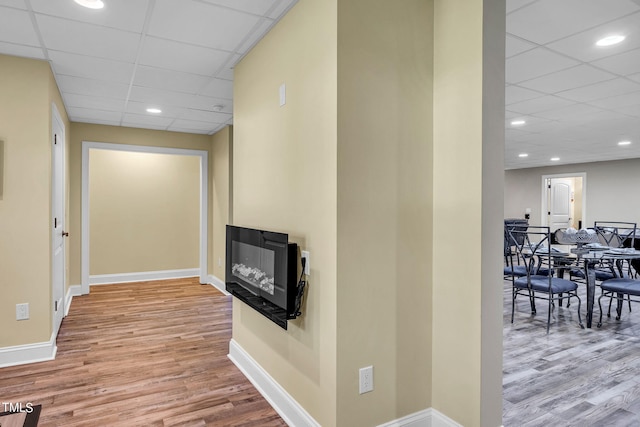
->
228, 339, 321, 427
89, 268, 199, 285
207, 274, 230, 295
0, 332, 57, 368
65, 285, 82, 316
378, 408, 462, 427
541, 172, 587, 228
81, 141, 209, 294
51, 102, 66, 338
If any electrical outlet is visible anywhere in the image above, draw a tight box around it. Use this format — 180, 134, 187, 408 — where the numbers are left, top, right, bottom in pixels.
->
16, 303, 29, 321
359, 365, 374, 394
301, 251, 310, 275
218, 257, 222, 267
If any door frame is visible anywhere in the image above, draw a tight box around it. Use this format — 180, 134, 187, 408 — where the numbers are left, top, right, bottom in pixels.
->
80, 141, 209, 294
541, 172, 587, 229
51, 103, 66, 335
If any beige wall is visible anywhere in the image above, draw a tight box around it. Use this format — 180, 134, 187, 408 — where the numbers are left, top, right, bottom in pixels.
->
233, 0, 503, 426
233, 0, 338, 425
336, 0, 432, 425
211, 126, 232, 280
505, 158, 640, 228
0, 54, 70, 347
89, 150, 200, 275
68, 123, 212, 285
431, 1, 504, 426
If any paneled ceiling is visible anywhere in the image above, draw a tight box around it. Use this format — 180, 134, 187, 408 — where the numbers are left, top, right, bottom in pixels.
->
0, 0, 638, 170
0, 0, 298, 135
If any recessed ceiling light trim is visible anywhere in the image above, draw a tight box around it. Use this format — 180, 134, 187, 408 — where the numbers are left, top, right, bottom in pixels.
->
511, 120, 526, 126
74, 0, 105, 9
146, 108, 162, 114
618, 140, 632, 146
596, 35, 625, 47
518, 153, 528, 158
550, 157, 560, 162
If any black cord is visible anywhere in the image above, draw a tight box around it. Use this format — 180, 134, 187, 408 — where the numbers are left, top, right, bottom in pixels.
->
294, 258, 307, 317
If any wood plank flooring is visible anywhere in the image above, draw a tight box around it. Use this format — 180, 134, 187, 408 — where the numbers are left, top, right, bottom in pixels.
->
0, 278, 287, 427
504, 277, 640, 426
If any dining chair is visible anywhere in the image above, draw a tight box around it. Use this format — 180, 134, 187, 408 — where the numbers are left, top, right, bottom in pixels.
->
597, 277, 640, 327
508, 225, 584, 333
504, 219, 529, 279
593, 221, 637, 249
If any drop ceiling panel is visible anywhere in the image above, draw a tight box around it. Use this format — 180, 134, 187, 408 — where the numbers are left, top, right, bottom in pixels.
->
148, 0, 260, 51
588, 90, 640, 109
133, 66, 211, 94
30, 0, 149, 33
0, 0, 25, 9
519, 65, 617, 93
506, 0, 639, 45
128, 86, 200, 108
63, 93, 124, 112
592, 48, 640, 76
49, 50, 134, 83
65, 106, 123, 122
56, 75, 130, 99
547, 11, 640, 62
170, 118, 223, 132
201, 0, 279, 16
0, 7, 40, 46
201, 78, 233, 100
36, 14, 140, 62
0, 41, 44, 59
138, 36, 228, 75
506, 48, 579, 84
507, 95, 576, 115
216, 54, 241, 80
125, 101, 186, 118
533, 103, 606, 120
122, 112, 174, 127
505, 35, 536, 58
180, 109, 231, 123
556, 78, 640, 102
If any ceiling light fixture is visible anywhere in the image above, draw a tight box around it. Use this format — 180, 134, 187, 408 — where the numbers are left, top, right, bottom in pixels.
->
618, 140, 632, 146
511, 120, 526, 126
550, 157, 560, 162
73, 0, 104, 9
146, 108, 162, 114
518, 153, 529, 158
596, 35, 625, 47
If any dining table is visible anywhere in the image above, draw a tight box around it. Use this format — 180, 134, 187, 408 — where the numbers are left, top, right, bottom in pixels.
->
552, 246, 640, 328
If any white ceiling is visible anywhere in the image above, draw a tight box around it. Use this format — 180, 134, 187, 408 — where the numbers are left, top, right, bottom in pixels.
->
0, 0, 298, 135
506, 0, 640, 169
0, 0, 638, 169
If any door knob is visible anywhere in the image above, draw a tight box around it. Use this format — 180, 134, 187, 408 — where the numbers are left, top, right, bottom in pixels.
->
62, 231, 69, 237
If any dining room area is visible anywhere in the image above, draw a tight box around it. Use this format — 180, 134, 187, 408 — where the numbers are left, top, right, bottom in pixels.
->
502, 213, 640, 425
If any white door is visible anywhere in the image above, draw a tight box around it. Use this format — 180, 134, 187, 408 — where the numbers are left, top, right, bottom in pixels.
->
52, 106, 65, 336
548, 178, 573, 231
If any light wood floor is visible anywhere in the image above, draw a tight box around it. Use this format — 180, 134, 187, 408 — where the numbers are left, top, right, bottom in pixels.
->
503, 277, 640, 426
0, 278, 287, 427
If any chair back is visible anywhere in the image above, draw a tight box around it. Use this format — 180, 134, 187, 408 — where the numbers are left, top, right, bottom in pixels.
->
593, 221, 637, 248
507, 225, 552, 283
504, 219, 528, 257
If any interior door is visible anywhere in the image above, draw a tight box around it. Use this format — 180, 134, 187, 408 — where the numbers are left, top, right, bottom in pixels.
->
548, 178, 573, 231
52, 107, 65, 336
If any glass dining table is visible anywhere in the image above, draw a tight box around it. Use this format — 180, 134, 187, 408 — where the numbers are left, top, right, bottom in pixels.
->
552, 246, 640, 328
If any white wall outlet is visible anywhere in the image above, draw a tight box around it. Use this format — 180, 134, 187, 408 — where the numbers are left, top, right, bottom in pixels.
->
359, 365, 374, 394
279, 83, 286, 106
16, 303, 29, 320
301, 250, 310, 275
218, 257, 222, 267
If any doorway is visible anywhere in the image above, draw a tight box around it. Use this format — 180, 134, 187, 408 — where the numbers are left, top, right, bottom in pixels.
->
51, 104, 65, 337
541, 173, 586, 231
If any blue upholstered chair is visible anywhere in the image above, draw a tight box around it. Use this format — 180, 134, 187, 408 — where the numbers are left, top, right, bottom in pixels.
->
508, 225, 583, 333
597, 278, 640, 327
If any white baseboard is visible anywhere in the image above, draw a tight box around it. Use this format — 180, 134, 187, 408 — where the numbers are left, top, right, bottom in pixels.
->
65, 285, 82, 315
228, 339, 321, 427
0, 332, 57, 368
378, 408, 462, 427
207, 274, 230, 296
89, 268, 199, 286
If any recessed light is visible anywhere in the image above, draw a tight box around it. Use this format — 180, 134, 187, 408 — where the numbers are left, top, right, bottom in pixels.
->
618, 140, 632, 146
596, 35, 625, 47
518, 153, 529, 158
146, 108, 162, 114
511, 120, 526, 126
74, 0, 104, 9
550, 157, 560, 162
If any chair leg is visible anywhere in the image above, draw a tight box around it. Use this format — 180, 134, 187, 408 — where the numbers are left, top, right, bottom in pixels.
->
598, 293, 605, 328
576, 293, 583, 329
547, 298, 552, 334
511, 288, 516, 324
